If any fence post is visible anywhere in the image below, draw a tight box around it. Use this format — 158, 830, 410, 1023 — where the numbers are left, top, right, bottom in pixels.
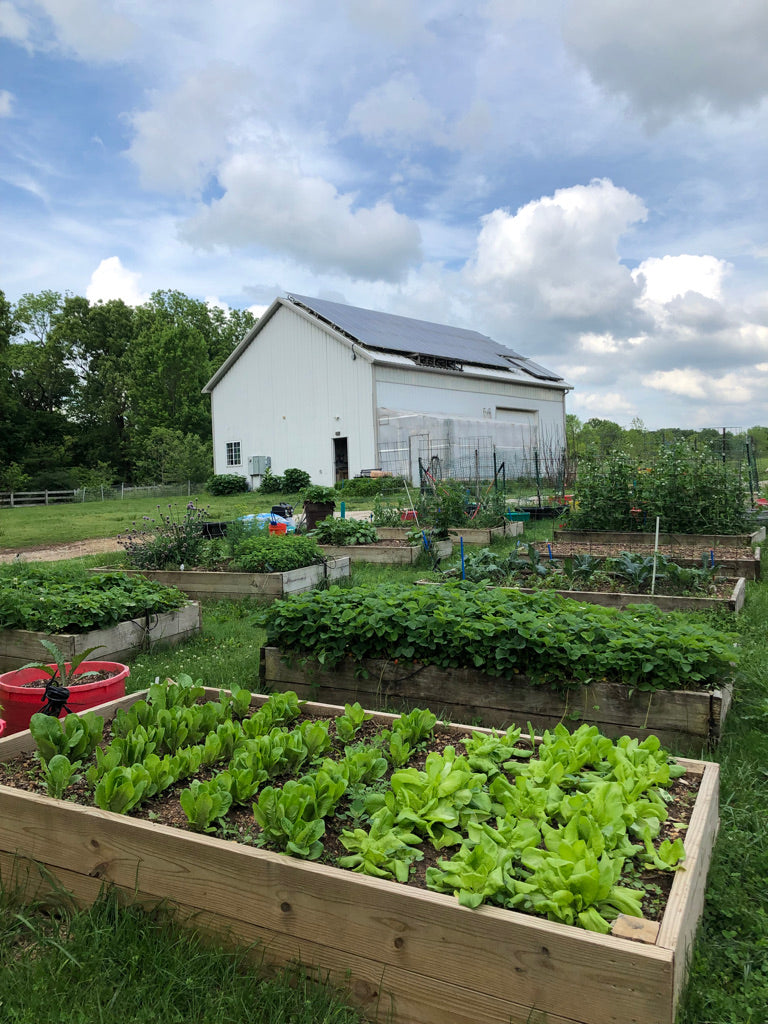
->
45, 490, 49, 505
10, 491, 13, 508
121, 482, 125, 499
101, 486, 104, 501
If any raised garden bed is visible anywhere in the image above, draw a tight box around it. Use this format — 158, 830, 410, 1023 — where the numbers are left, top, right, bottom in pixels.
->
0, 602, 202, 672
92, 559, 350, 603
0, 687, 720, 1024
317, 540, 453, 564
551, 529, 763, 580
376, 522, 521, 545
260, 648, 732, 748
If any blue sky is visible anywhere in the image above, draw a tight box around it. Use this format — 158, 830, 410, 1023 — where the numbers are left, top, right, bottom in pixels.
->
2, 0, 767, 429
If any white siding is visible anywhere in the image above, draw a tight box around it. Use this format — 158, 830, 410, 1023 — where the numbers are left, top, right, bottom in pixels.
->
210, 306, 376, 483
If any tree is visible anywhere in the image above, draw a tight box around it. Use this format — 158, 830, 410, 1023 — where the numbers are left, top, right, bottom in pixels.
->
132, 428, 212, 484
55, 296, 136, 476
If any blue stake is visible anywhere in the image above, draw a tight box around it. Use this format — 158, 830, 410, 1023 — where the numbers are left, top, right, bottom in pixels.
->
710, 549, 715, 567
422, 530, 430, 551
547, 543, 553, 560
460, 537, 465, 579
340, 501, 346, 519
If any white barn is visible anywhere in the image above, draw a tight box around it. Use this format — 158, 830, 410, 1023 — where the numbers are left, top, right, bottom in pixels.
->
203, 294, 571, 486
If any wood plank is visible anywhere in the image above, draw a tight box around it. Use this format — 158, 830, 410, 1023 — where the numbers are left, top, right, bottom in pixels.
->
415, 578, 745, 615
0, 785, 674, 1024
0, 604, 201, 671
97, 562, 350, 602
0, 851, 598, 1024
553, 530, 757, 548
656, 762, 720, 1014
262, 649, 731, 744
611, 916, 661, 944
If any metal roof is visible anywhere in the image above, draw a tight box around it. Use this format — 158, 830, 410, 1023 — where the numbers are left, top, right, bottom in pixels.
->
286, 293, 565, 382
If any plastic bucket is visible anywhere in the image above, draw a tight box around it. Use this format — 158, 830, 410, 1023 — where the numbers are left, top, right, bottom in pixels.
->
268, 522, 288, 535
0, 661, 130, 735
400, 510, 418, 521
0, 719, 5, 738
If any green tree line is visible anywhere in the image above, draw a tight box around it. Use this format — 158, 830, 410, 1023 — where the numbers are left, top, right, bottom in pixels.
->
0, 288, 255, 491
566, 415, 768, 464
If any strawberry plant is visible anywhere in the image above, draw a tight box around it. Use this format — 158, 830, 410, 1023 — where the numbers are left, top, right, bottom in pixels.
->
256, 582, 737, 693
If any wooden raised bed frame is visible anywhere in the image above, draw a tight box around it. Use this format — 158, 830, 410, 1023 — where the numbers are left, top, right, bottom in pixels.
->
0, 602, 202, 672
93, 558, 350, 604
418, 577, 746, 615
261, 648, 732, 749
0, 688, 719, 1024
552, 528, 763, 580
317, 539, 453, 564
377, 521, 522, 545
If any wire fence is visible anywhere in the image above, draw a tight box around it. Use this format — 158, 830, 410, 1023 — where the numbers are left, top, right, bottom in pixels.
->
0, 482, 207, 508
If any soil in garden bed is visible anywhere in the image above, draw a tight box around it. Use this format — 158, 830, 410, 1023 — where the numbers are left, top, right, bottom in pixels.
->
0, 709, 700, 926
544, 540, 754, 560
14, 669, 119, 688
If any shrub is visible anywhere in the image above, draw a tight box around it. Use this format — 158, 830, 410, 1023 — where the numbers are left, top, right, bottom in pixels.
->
335, 476, 409, 497
206, 473, 249, 496
282, 468, 311, 492
229, 534, 322, 573
258, 468, 284, 493
313, 519, 378, 545
118, 503, 211, 569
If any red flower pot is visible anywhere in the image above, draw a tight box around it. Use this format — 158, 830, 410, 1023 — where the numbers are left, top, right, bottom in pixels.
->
0, 661, 130, 735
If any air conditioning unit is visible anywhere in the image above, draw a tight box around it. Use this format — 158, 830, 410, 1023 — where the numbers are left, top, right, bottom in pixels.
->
248, 455, 271, 475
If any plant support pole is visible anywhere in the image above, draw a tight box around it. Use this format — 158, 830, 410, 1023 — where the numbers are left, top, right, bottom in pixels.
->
650, 515, 660, 595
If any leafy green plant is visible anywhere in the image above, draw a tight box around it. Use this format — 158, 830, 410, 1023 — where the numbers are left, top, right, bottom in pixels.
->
257, 582, 737, 693
300, 485, 337, 505
313, 518, 378, 545
29, 710, 105, 764
230, 534, 322, 573
180, 778, 234, 832
335, 702, 373, 744
258, 467, 284, 493
43, 753, 82, 799
20, 639, 105, 687
0, 566, 188, 633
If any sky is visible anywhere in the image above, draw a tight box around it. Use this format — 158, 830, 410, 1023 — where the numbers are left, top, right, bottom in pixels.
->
1, 0, 767, 430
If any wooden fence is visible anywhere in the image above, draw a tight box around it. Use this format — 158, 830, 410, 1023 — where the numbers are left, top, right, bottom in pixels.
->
0, 482, 207, 508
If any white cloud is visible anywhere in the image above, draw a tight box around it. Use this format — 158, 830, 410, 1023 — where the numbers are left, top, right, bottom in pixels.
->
86, 256, 148, 306
181, 151, 421, 282
467, 178, 647, 320
572, 391, 637, 417
0, 89, 13, 116
642, 368, 755, 404
347, 73, 450, 148
562, 0, 768, 121
633, 254, 729, 305
127, 64, 258, 196
0, 0, 27, 43
15, 0, 138, 60
579, 332, 619, 354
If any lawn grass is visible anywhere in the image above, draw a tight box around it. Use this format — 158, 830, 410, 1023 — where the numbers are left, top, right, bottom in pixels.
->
2, 536, 765, 1022
0, 888, 370, 1024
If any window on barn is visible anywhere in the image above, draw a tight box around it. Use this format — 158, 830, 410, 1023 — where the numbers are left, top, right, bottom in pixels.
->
226, 441, 241, 467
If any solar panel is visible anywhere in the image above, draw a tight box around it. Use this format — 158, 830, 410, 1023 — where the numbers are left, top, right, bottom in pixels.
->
287, 293, 563, 380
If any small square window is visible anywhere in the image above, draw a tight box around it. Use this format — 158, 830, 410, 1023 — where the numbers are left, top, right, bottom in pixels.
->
226, 441, 241, 467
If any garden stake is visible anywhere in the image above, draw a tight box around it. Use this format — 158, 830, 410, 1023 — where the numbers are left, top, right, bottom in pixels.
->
460, 537, 465, 579
650, 515, 661, 595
